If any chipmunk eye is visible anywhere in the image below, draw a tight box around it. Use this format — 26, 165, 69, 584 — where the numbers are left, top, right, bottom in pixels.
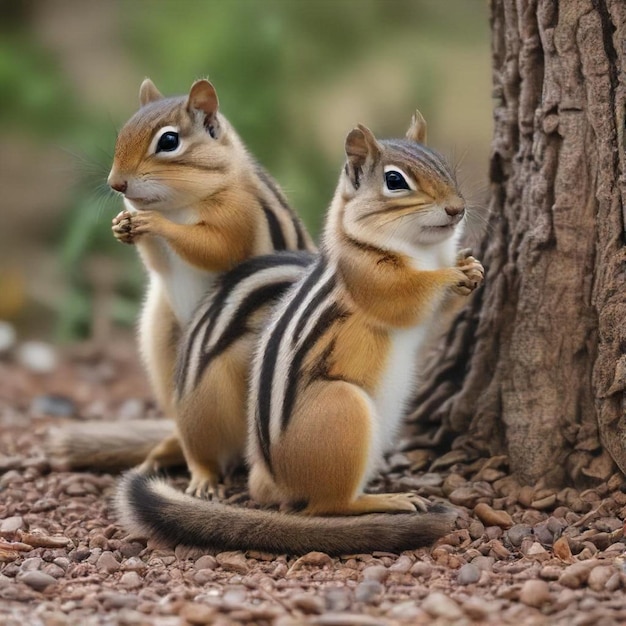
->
156, 131, 180, 153
384, 170, 410, 192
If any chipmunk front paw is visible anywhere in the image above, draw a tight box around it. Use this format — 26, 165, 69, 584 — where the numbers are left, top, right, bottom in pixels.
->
112, 209, 163, 243
112, 210, 135, 244
452, 252, 484, 296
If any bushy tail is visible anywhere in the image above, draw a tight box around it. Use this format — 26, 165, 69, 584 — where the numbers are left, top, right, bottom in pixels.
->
116, 471, 456, 556
46, 420, 181, 471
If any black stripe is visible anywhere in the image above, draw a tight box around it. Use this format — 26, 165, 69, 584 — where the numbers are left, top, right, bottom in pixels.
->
292, 275, 336, 346
260, 200, 287, 251
254, 164, 292, 212
256, 258, 327, 470
291, 214, 308, 251
341, 232, 402, 267
281, 303, 346, 432
382, 139, 454, 183
193, 280, 295, 388
175, 252, 314, 395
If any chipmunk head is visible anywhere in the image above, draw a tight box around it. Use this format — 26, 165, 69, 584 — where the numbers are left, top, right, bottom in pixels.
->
107, 78, 239, 212
336, 111, 465, 251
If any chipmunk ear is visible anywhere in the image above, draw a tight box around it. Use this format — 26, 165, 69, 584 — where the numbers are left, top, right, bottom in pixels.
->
187, 80, 220, 138
344, 124, 380, 189
406, 109, 427, 144
139, 78, 163, 106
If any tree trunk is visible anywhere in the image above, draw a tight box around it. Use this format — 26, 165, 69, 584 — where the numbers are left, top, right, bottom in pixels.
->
407, 0, 626, 487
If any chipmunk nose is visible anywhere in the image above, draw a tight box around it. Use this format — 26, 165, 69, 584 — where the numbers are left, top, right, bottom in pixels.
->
109, 179, 128, 194
445, 205, 465, 217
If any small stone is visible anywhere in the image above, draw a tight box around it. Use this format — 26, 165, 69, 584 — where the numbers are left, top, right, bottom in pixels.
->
468, 520, 485, 539
291, 593, 325, 614
96, 551, 120, 573
312, 613, 387, 626
387, 453, 411, 470
457, 563, 480, 585
16, 341, 58, 374
553, 536, 574, 563
471, 555, 494, 571
588, 565, 614, 591
531, 494, 557, 510
194, 555, 217, 570
354, 580, 383, 604
539, 566, 562, 580
559, 562, 594, 589
387, 601, 424, 620
474, 503, 513, 528
422, 592, 463, 620
448, 487, 480, 508
506, 524, 532, 547
20, 557, 43, 572
518, 485, 535, 507
120, 571, 142, 589
122, 557, 146, 572
362, 565, 389, 583
462, 597, 491, 620
18, 570, 56, 591
519, 579, 551, 607
324, 587, 352, 611
118, 542, 144, 558
41, 563, 65, 579
525, 542, 550, 561
222, 588, 247, 610
101, 591, 139, 609
389, 555, 413, 574
30, 394, 76, 418
0, 516, 24, 534
180, 602, 217, 625
410, 561, 432, 578
216, 551, 248, 574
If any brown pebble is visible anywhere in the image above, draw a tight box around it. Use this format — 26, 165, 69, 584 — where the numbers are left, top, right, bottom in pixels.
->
362, 565, 388, 583
422, 592, 463, 620
474, 503, 513, 529
216, 551, 249, 574
559, 562, 594, 589
389, 555, 413, 574
468, 520, 485, 539
410, 561, 432, 578
553, 536, 574, 563
448, 487, 480, 508
96, 551, 120, 573
291, 592, 325, 614
312, 613, 387, 626
518, 485, 535, 507
194, 555, 217, 571
588, 565, 614, 591
457, 563, 480, 585
120, 571, 142, 589
524, 542, 549, 561
181, 602, 217, 625
18, 570, 57, 591
519, 579, 551, 607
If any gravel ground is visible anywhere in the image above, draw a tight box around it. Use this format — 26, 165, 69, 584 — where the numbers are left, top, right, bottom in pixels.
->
1, 341, 626, 626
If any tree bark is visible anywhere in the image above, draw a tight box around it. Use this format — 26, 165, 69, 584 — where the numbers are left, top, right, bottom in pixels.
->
407, 0, 626, 487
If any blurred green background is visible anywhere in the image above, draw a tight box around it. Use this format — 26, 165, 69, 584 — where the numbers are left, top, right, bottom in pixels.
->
0, 0, 491, 342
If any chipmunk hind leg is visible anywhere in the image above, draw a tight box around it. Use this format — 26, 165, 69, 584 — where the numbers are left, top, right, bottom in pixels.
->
269, 381, 381, 516
177, 341, 249, 498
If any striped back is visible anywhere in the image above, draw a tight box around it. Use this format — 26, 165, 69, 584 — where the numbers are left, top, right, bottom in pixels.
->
176, 251, 316, 399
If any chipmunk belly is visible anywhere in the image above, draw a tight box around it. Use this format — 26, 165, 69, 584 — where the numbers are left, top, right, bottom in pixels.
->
368, 324, 429, 475
160, 250, 216, 326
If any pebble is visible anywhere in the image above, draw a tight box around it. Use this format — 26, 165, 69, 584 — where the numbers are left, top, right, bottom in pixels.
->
18, 570, 57, 591
216, 551, 248, 574
362, 565, 389, 583
101, 591, 139, 610
20, 557, 43, 571
324, 587, 352, 611
587, 565, 614, 591
410, 561, 432, 578
525, 542, 550, 561
559, 562, 594, 589
30, 394, 76, 418
457, 563, 481, 585
422, 592, 464, 620
120, 571, 142, 589
96, 551, 120, 573
180, 602, 217, 625
291, 593, 325, 614
16, 341, 58, 374
41, 563, 65, 578
354, 580, 383, 604
448, 487, 481, 507
122, 556, 147, 572
472, 555, 495, 571
474, 503, 513, 528
0, 516, 24, 534
389, 554, 413, 573
387, 601, 424, 620
519, 579, 551, 607
194, 554, 217, 570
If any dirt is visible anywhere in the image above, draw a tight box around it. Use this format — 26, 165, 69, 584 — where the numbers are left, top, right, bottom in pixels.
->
1, 341, 625, 626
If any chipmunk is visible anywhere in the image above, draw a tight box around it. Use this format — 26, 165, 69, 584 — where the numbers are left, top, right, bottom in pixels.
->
116, 112, 483, 555
47, 78, 315, 472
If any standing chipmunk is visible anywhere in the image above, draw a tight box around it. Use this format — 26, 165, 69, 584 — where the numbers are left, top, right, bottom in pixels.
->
47, 78, 315, 472
117, 112, 483, 554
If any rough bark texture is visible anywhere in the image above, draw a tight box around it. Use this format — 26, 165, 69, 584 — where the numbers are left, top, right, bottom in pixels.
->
407, 0, 626, 487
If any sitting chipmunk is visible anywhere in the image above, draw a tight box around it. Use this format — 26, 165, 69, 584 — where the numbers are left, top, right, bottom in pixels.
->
116, 111, 483, 555
47, 78, 314, 473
